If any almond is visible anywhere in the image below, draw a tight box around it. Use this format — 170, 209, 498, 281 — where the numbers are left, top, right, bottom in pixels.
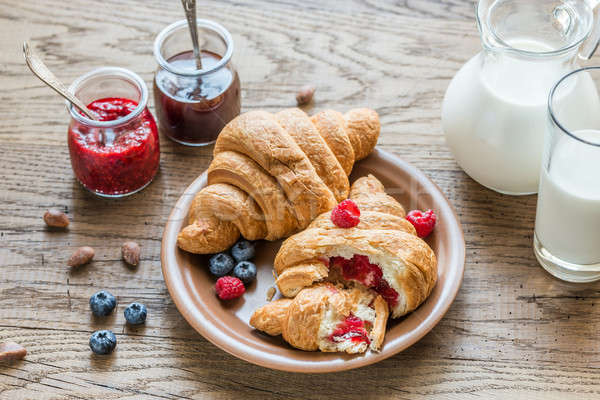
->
43, 209, 69, 228
122, 241, 140, 266
67, 246, 95, 267
296, 85, 315, 106
0, 342, 26, 361
266, 286, 276, 302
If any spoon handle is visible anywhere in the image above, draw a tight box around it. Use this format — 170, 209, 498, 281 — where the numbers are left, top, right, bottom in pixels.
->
181, 0, 203, 70
23, 42, 98, 120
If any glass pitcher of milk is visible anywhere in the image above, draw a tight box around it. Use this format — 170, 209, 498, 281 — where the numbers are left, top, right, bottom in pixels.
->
442, 0, 600, 195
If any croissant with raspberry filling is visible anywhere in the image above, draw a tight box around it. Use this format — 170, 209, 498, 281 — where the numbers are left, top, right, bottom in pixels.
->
250, 283, 388, 353
274, 175, 437, 318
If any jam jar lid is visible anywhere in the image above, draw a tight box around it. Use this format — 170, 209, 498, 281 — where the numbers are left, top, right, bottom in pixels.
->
66, 66, 148, 127
153, 18, 234, 77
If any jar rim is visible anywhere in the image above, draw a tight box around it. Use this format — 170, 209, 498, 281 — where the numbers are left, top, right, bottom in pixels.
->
153, 19, 234, 77
549, 66, 600, 148
67, 67, 148, 128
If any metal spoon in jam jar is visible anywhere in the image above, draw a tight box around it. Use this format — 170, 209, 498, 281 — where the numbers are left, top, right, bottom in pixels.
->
22, 41, 98, 120
180, 0, 203, 70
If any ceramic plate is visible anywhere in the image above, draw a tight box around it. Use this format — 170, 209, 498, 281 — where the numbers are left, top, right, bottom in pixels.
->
161, 148, 465, 373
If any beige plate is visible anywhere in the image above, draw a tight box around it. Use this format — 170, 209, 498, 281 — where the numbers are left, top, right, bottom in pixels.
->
161, 148, 465, 373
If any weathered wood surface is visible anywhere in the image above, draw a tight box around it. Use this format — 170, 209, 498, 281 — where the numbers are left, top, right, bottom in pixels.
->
1, 0, 599, 398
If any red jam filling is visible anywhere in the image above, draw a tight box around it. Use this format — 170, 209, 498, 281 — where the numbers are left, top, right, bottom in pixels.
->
328, 315, 371, 345
68, 97, 160, 196
86, 97, 138, 121
330, 255, 399, 308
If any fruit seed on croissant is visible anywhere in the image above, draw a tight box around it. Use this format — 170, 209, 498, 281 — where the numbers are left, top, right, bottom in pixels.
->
43, 209, 69, 228
68, 246, 95, 267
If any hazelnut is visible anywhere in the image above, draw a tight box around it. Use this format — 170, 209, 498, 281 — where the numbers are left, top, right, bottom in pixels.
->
0, 342, 26, 361
122, 241, 141, 266
43, 209, 69, 228
296, 85, 315, 106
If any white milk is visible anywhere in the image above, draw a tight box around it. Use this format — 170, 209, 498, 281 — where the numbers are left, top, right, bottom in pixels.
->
535, 130, 600, 264
442, 39, 600, 194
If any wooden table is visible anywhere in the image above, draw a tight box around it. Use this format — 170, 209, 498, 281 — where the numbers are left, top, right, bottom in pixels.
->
1, 0, 599, 398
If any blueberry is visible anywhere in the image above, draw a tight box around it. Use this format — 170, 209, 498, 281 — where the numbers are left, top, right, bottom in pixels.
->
231, 240, 255, 262
233, 261, 257, 284
89, 330, 117, 355
124, 302, 147, 325
89, 290, 117, 317
209, 252, 235, 277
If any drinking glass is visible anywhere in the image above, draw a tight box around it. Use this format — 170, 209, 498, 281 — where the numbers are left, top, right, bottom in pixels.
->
534, 67, 600, 282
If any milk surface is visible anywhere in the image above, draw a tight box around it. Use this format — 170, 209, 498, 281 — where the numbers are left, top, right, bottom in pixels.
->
442, 39, 600, 194
535, 130, 600, 264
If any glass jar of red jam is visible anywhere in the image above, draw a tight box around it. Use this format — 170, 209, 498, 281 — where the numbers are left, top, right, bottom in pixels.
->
67, 67, 160, 197
153, 19, 241, 146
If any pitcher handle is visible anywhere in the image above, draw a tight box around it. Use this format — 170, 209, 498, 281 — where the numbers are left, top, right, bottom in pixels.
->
580, 0, 600, 59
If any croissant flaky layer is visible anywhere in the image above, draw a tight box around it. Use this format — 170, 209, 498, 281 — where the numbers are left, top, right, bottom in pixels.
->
177, 108, 380, 254
274, 175, 438, 319
251, 175, 437, 354
250, 283, 388, 353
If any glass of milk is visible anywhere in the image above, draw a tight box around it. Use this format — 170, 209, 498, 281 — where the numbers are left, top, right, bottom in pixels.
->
442, 0, 600, 195
534, 67, 600, 282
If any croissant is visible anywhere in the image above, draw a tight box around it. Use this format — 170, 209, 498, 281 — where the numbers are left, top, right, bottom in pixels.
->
177, 108, 380, 254
274, 175, 437, 318
250, 283, 388, 353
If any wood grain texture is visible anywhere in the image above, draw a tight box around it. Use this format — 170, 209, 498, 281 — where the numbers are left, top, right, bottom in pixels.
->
1, 0, 600, 398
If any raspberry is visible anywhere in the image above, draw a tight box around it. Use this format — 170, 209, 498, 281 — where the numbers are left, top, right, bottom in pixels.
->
215, 276, 245, 300
406, 209, 437, 238
331, 199, 360, 228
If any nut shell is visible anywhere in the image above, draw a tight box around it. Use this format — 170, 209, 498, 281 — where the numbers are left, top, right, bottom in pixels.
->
67, 246, 95, 267
0, 342, 26, 361
296, 85, 315, 106
121, 241, 141, 266
43, 209, 69, 228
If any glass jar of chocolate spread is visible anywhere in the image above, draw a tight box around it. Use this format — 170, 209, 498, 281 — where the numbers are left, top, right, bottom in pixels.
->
153, 19, 240, 146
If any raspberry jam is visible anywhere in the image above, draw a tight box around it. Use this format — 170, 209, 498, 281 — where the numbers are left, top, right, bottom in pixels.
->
68, 97, 160, 197
328, 315, 371, 344
330, 255, 399, 307
87, 97, 138, 121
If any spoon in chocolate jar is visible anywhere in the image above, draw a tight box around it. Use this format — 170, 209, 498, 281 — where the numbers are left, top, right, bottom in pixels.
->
181, 0, 203, 70
23, 41, 98, 120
